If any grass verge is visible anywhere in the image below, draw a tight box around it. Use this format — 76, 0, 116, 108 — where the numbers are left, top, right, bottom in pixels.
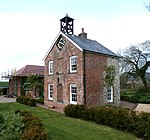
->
0, 102, 140, 140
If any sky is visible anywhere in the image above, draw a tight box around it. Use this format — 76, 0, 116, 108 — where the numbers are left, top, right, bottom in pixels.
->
0, 0, 150, 80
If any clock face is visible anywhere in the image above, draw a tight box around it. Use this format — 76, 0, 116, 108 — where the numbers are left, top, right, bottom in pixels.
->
57, 37, 66, 50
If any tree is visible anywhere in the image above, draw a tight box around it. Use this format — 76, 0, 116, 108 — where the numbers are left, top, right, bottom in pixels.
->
145, 2, 150, 11
26, 75, 44, 97
121, 40, 150, 90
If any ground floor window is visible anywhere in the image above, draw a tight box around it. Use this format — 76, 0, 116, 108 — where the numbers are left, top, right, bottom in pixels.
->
107, 86, 113, 102
48, 84, 53, 100
70, 84, 77, 104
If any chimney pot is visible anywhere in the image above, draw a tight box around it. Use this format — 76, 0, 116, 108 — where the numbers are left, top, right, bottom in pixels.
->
82, 28, 84, 33
78, 28, 87, 39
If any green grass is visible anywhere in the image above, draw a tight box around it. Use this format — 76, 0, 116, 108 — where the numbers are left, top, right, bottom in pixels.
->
0, 102, 141, 140
0, 82, 9, 87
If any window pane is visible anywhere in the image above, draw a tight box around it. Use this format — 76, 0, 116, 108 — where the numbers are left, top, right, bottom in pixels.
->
49, 61, 53, 74
71, 57, 76, 65
70, 56, 77, 72
48, 84, 53, 100
107, 86, 113, 102
72, 94, 77, 102
70, 84, 77, 104
72, 65, 77, 71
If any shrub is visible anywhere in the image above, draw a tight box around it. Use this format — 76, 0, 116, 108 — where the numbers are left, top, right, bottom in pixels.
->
16, 96, 36, 106
36, 97, 44, 104
121, 89, 150, 104
17, 110, 47, 140
64, 104, 150, 139
64, 104, 86, 118
0, 111, 24, 140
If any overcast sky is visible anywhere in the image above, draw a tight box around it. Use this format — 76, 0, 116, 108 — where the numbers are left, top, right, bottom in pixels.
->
0, 0, 150, 80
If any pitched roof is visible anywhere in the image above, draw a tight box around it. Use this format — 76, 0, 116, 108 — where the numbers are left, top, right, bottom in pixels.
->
44, 31, 119, 60
65, 34, 118, 57
16, 65, 44, 76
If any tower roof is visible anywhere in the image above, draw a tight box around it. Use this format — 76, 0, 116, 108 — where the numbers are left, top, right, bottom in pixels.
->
60, 14, 74, 22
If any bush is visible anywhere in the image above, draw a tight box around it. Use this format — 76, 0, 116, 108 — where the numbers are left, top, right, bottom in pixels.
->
64, 104, 150, 139
0, 111, 24, 140
36, 97, 44, 104
16, 96, 36, 106
64, 104, 86, 118
121, 89, 150, 103
16, 110, 47, 140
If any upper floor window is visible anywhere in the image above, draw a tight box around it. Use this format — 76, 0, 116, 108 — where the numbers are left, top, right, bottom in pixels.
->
70, 56, 77, 73
107, 86, 113, 102
70, 84, 77, 104
48, 84, 53, 100
49, 61, 53, 75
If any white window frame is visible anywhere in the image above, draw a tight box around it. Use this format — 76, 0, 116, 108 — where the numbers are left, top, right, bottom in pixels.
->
107, 86, 113, 102
70, 84, 77, 104
49, 61, 53, 75
70, 56, 77, 73
48, 84, 53, 100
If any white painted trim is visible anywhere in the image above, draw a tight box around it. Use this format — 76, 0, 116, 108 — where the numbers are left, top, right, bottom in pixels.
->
43, 31, 83, 60
48, 84, 53, 100
70, 56, 77, 73
70, 84, 77, 104
107, 86, 113, 103
48, 61, 53, 75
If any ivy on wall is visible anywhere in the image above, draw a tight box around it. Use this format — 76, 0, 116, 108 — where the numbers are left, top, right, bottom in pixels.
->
103, 65, 116, 86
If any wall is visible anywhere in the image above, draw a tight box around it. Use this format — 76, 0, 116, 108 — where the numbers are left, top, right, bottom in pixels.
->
103, 57, 120, 105
84, 52, 107, 106
44, 36, 84, 109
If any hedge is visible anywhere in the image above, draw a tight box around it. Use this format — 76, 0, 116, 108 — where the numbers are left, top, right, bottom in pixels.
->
64, 104, 150, 139
16, 96, 36, 106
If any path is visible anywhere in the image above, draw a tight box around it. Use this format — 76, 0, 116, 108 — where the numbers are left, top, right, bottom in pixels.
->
0, 95, 16, 103
0, 95, 150, 113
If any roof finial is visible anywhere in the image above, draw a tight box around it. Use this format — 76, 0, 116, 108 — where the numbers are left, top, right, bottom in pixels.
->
66, 13, 68, 17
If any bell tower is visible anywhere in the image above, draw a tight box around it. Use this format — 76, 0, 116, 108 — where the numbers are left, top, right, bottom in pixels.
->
60, 14, 74, 35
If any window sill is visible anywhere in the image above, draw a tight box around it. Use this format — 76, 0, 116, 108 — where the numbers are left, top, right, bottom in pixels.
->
70, 102, 77, 105
69, 71, 77, 74
48, 98, 53, 101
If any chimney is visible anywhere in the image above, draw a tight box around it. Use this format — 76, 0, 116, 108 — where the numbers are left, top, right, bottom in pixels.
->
78, 28, 87, 39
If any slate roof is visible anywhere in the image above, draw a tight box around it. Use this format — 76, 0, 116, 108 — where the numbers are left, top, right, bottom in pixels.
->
44, 31, 119, 60
16, 65, 44, 76
65, 33, 119, 57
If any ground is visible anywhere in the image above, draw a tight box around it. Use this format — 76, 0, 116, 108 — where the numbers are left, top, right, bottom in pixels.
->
0, 95, 150, 113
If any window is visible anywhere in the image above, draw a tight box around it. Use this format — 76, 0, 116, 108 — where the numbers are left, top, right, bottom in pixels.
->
107, 86, 113, 102
49, 61, 53, 75
70, 56, 77, 73
70, 84, 77, 104
48, 84, 53, 100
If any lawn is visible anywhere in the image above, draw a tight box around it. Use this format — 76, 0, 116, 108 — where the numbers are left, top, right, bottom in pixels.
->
0, 102, 140, 140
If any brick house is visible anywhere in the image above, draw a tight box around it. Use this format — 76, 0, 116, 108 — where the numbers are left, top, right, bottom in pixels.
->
9, 65, 44, 97
44, 15, 120, 109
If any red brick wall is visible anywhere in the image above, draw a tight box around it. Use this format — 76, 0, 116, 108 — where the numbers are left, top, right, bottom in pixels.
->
84, 52, 107, 106
9, 76, 21, 96
44, 37, 84, 109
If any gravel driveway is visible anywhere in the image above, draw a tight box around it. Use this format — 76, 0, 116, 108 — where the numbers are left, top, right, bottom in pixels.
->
0, 95, 16, 103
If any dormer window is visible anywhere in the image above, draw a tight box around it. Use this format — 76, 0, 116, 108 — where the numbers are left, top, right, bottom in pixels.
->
70, 56, 77, 73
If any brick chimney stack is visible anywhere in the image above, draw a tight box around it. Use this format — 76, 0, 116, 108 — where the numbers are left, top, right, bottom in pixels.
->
78, 28, 87, 39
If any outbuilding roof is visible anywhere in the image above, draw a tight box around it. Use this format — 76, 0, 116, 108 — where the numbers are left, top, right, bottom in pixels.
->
16, 65, 44, 76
